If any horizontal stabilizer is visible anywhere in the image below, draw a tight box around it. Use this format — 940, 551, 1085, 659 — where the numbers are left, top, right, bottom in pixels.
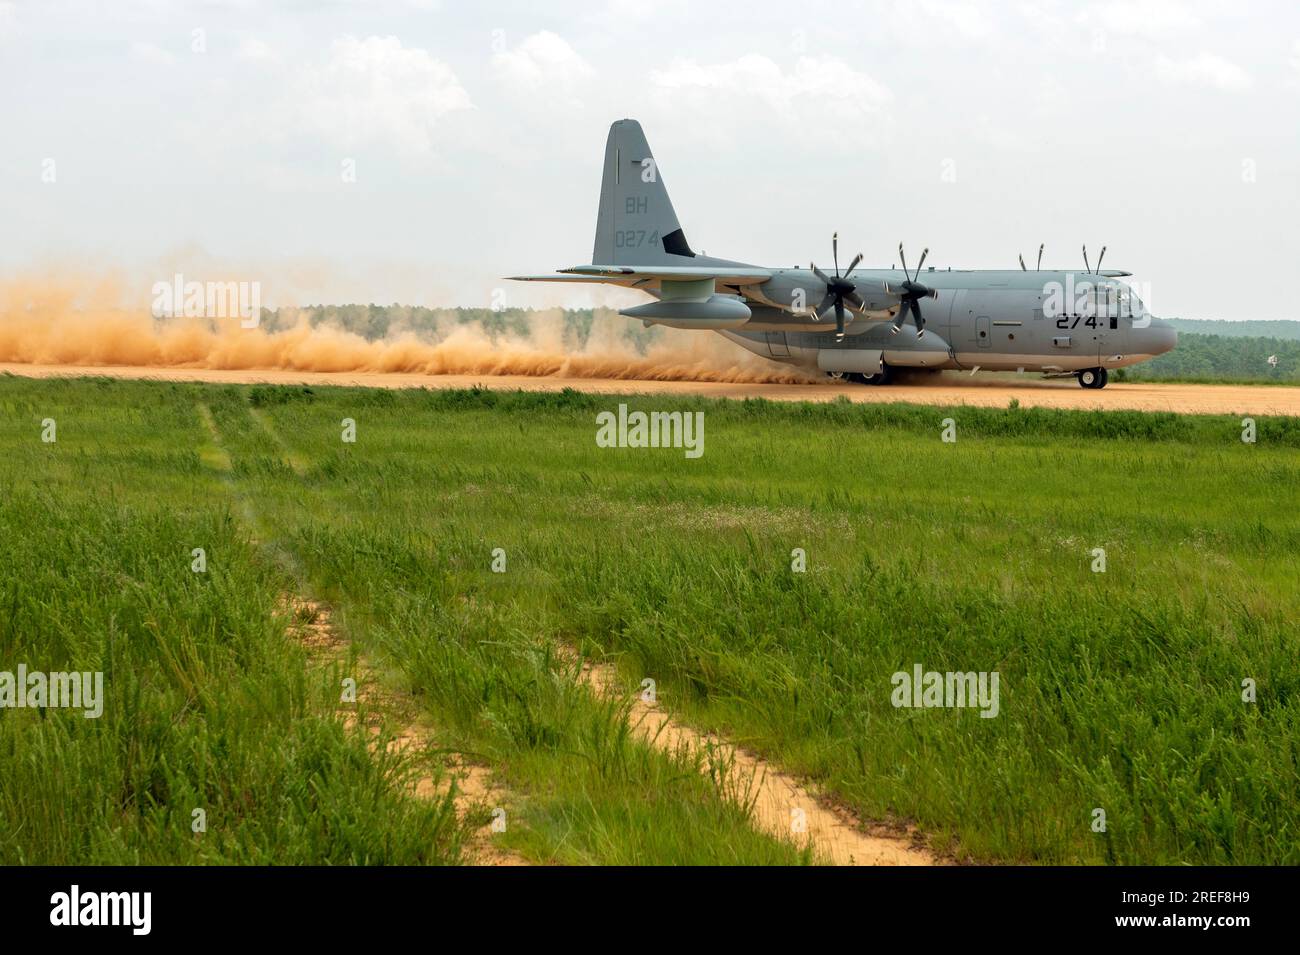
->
509, 264, 773, 289
561, 264, 773, 284
506, 273, 647, 286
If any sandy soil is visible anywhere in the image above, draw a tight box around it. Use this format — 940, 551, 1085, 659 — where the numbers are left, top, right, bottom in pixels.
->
4, 362, 1298, 415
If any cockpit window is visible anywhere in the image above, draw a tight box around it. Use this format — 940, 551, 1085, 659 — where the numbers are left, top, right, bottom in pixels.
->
1114, 285, 1130, 319
1088, 283, 1122, 319
1128, 288, 1147, 318
1111, 284, 1146, 320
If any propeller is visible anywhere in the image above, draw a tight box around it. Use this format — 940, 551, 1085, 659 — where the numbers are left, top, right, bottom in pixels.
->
810, 232, 864, 342
887, 243, 938, 338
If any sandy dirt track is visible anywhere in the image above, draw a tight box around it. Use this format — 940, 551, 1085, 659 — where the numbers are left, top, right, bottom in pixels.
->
576, 654, 935, 865
4, 362, 1299, 416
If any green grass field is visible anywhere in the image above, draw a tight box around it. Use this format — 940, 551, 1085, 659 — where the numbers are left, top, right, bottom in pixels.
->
1, 374, 1297, 864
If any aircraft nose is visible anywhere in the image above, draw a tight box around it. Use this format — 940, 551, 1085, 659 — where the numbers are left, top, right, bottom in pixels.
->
1140, 318, 1177, 355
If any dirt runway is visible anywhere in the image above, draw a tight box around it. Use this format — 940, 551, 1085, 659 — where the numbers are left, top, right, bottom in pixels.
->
3, 362, 1298, 416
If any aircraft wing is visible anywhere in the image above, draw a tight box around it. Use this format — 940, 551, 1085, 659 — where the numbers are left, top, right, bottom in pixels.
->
508, 264, 774, 287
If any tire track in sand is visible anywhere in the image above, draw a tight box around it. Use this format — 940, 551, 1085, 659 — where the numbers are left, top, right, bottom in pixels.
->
284, 596, 524, 867
571, 651, 938, 866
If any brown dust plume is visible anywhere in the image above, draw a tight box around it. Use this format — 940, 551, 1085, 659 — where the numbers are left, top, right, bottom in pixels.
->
0, 272, 819, 385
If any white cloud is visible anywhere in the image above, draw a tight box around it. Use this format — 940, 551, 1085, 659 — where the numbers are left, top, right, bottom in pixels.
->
913, 0, 998, 41
130, 40, 176, 66
491, 31, 594, 107
866, 0, 1001, 47
1081, 0, 1202, 38
292, 35, 473, 155
653, 54, 891, 118
1154, 52, 1253, 91
236, 37, 275, 62
649, 54, 892, 150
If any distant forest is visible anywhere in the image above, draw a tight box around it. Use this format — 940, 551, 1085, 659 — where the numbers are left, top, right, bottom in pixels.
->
258, 305, 1300, 384
1118, 330, 1300, 383
1163, 318, 1300, 341
259, 304, 658, 354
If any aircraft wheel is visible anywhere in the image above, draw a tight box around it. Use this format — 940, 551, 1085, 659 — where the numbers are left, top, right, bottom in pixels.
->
825, 371, 849, 382
1078, 367, 1104, 389
1096, 368, 1109, 389
860, 363, 893, 386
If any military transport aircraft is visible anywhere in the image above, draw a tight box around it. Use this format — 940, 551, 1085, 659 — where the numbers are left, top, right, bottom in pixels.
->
511, 119, 1177, 388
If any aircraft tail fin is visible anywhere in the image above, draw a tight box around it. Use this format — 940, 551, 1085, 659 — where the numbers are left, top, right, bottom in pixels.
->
592, 119, 695, 266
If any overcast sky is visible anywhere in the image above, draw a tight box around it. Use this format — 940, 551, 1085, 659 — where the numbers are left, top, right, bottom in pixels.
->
2, 0, 1297, 319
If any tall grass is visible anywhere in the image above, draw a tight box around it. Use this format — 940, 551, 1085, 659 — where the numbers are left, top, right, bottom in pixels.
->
0, 381, 463, 864
0, 377, 808, 865
3, 375, 1296, 864
240, 381, 1297, 864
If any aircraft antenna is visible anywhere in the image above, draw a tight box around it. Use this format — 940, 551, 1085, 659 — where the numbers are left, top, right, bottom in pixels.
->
1019, 254, 1026, 271
1096, 246, 1107, 271
1082, 245, 1091, 273
1037, 244, 1044, 271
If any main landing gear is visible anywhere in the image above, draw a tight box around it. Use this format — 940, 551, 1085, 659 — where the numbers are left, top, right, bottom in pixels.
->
1077, 367, 1109, 389
827, 363, 894, 386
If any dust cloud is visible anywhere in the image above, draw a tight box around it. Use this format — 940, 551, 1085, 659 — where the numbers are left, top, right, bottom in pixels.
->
0, 272, 818, 385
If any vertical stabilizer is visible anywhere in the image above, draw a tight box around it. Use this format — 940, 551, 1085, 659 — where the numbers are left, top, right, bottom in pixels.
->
592, 119, 694, 266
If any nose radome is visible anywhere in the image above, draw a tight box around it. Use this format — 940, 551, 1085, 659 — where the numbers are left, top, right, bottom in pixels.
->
1152, 319, 1177, 355
1140, 318, 1177, 355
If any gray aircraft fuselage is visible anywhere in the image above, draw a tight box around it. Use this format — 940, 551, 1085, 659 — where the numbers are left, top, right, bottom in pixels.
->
710, 263, 1176, 377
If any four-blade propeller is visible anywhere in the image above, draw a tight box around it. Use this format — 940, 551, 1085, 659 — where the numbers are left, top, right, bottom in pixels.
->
886, 243, 938, 339
810, 232, 864, 342
807, 238, 939, 341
